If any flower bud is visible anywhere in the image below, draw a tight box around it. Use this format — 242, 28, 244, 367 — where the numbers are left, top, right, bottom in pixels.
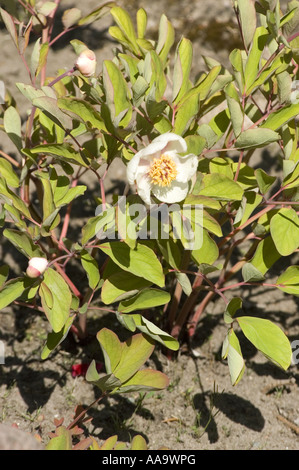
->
26, 257, 48, 278
75, 49, 96, 77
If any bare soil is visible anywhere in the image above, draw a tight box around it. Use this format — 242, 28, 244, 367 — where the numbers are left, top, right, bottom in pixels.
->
1, 0, 299, 451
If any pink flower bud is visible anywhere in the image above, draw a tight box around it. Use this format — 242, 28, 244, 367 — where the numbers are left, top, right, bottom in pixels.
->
75, 49, 96, 77
26, 257, 48, 278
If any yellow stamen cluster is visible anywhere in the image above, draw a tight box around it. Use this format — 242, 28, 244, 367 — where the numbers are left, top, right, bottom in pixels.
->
148, 154, 177, 187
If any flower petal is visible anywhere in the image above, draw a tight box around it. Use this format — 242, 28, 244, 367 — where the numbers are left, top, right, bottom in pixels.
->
133, 139, 168, 160
174, 154, 198, 183
152, 180, 189, 203
136, 173, 153, 205
127, 153, 150, 185
153, 132, 187, 154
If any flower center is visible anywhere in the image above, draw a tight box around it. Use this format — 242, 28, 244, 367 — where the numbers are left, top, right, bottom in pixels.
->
148, 154, 177, 187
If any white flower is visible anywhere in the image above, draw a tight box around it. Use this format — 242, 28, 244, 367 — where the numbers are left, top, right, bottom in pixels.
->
26, 257, 48, 278
127, 132, 198, 205
75, 49, 96, 77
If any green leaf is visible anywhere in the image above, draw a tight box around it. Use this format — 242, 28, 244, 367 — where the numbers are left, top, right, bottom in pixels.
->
136, 8, 147, 38
0, 278, 26, 310
236, 0, 257, 48
96, 328, 122, 375
131, 435, 148, 450
78, 2, 115, 26
173, 92, 199, 135
39, 268, 72, 332
131, 76, 149, 106
35, 170, 56, 225
156, 14, 175, 65
201, 210, 222, 237
4, 229, 45, 258
157, 237, 182, 270
143, 50, 167, 102
41, 315, 75, 359
4, 106, 22, 151
0, 8, 18, 49
118, 288, 170, 313
110, 6, 140, 55
225, 82, 243, 137
210, 157, 234, 179
22, 143, 88, 167
58, 97, 105, 131
276, 265, 299, 295
235, 128, 280, 148
0, 158, 19, 188
0, 177, 31, 219
172, 37, 193, 103
82, 206, 115, 245
229, 48, 246, 92
96, 328, 155, 384
244, 26, 268, 91
242, 263, 265, 282
45, 426, 72, 451
103, 60, 132, 127
174, 271, 192, 296
0, 265, 9, 288
224, 297, 242, 324
234, 191, 263, 227
101, 270, 152, 305
119, 53, 139, 84
117, 313, 179, 351
54, 185, 86, 207
95, 435, 118, 450
237, 316, 292, 370
36, 42, 49, 78
222, 329, 245, 386
99, 242, 165, 287
192, 65, 222, 103
270, 208, 299, 256
260, 103, 299, 131
244, 235, 281, 278
62, 7, 82, 28
15, 82, 45, 103
185, 194, 222, 210
184, 135, 206, 156
254, 168, 276, 194
30, 38, 41, 78
86, 368, 122, 392
119, 368, 169, 393
80, 250, 100, 289
112, 334, 155, 384
191, 229, 219, 266
199, 173, 244, 201
70, 39, 89, 55
32, 96, 72, 130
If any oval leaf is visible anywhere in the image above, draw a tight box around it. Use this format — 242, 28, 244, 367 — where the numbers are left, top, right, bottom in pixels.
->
99, 242, 165, 287
237, 316, 292, 370
270, 208, 299, 256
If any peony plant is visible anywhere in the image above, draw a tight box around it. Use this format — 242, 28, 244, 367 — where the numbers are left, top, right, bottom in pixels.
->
0, 0, 299, 449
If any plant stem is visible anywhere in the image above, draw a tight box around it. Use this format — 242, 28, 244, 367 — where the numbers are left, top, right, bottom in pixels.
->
0, 150, 20, 168
67, 393, 107, 430
48, 67, 76, 87
59, 176, 78, 245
